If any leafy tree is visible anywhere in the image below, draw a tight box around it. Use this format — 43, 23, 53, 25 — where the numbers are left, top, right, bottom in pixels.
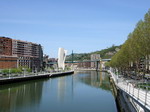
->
110, 9, 150, 76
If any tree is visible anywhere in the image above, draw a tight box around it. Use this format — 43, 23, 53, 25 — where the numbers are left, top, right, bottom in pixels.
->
110, 9, 150, 76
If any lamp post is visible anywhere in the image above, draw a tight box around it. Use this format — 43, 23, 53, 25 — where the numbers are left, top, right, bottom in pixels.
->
23, 68, 26, 77
36, 68, 38, 75
9, 69, 11, 79
71, 50, 74, 70
117, 69, 118, 83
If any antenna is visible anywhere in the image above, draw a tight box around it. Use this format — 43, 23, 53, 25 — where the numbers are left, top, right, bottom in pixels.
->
71, 50, 74, 63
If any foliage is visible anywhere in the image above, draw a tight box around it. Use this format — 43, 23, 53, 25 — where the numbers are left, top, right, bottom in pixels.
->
137, 83, 150, 90
1, 69, 9, 74
65, 67, 71, 70
110, 9, 150, 75
19, 67, 31, 73
1, 67, 31, 74
10, 68, 22, 73
105, 62, 110, 67
92, 45, 121, 59
66, 45, 121, 61
66, 53, 90, 61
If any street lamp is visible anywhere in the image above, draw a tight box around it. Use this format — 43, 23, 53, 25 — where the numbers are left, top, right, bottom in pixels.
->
23, 68, 26, 77
117, 69, 119, 83
9, 69, 11, 79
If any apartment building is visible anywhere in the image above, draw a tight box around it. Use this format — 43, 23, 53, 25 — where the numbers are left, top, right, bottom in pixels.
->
0, 56, 17, 69
0, 37, 17, 69
0, 37, 12, 56
0, 37, 43, 71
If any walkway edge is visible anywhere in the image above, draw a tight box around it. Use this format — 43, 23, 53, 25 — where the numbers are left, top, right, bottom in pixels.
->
0, 71, 74, 85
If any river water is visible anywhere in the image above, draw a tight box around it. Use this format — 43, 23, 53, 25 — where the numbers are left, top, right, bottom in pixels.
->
0, 71, 118, 112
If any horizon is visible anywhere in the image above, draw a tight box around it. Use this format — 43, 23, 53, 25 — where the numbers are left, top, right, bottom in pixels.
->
0, 0, 150, 57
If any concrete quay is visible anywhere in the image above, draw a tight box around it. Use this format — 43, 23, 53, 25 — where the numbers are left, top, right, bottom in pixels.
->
0, 71, 74, 85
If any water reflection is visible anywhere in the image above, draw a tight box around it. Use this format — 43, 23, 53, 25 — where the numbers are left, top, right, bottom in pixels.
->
0, 80, 44, 112
76, 71, 112, 91
49, 75, 74, 102
0, 71, 117, 112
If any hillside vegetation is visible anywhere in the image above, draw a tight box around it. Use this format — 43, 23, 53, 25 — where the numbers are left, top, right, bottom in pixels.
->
66, 45, 121, 61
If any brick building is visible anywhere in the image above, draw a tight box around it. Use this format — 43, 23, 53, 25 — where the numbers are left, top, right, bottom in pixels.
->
0, 56, 17, 69
0, 37, 17, 69
12, 39, 43, 71
0, 37, 43, 71
0, 37, 12, 56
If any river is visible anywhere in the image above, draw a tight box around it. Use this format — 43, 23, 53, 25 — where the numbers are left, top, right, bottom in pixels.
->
0, 71, 118, 112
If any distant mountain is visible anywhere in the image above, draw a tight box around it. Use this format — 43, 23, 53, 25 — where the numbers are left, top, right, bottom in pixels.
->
66, 45, 121, 61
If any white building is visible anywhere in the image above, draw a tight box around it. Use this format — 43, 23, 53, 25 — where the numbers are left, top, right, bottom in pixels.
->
58, 48, 67, 70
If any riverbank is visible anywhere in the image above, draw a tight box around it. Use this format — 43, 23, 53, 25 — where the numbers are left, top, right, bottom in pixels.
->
75, 68, 107, 72
107, 70, 150, 112
0, 71, 74, 85
109, 72, 133, 112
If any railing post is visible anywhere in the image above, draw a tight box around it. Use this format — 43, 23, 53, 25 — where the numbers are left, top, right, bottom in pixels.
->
126, 83, 128, 92
138, 85, 140, 100
129, 83, 131, 94
133, 84, 134, 96
145, 87, 148, 105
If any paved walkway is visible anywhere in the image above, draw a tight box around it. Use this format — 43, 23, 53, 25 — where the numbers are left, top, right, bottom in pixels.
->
108, 70, 150, 111
0, 71, 74, 85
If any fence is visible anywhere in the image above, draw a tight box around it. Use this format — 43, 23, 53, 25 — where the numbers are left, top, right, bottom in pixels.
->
108, 70, 150, 110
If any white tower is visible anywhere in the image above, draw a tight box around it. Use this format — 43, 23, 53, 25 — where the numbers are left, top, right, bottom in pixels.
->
58, 48, 67, 70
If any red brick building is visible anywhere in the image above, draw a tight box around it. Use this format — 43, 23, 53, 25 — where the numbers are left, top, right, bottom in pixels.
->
0, 37, 17, 69
0, 56, 17, 69
0, 37, 12, 56
0, 37, 43, 70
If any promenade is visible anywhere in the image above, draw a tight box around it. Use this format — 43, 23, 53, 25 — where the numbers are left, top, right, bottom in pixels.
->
108, 70, 150, 112
0, 71, 74, 85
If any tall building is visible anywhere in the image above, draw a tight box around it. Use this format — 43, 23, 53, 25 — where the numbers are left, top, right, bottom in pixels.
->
0, 37, 43, 71
91, 54, 101, 68
12, 39, 43, 71
58, 48, 67, 70
0, 37, 12, 56
0, 37, 17, 69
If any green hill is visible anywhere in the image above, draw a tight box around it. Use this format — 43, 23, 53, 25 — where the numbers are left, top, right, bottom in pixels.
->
66, 45, 121, 61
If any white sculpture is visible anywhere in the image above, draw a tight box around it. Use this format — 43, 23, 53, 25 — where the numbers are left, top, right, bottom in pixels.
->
58, 48, 67, 70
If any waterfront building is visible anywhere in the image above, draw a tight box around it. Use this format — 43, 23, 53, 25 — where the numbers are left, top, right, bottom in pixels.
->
0, 37, 12, 56
48, 58, 57, 68
91, 54, 101, 68
0, 56, 17, 69
12, 39, 43, 71
0, 36, 43, 71
43, 55, 57, 70
43, 54, 49, 69
77, 61, 91, 68
0, 37, 17, 69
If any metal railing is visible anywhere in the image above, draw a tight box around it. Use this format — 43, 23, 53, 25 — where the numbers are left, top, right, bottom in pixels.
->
121, 82, 150, 107
108, 70, 150, 109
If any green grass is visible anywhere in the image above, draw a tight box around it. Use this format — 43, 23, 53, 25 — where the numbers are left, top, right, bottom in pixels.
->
137, 83, 150, 90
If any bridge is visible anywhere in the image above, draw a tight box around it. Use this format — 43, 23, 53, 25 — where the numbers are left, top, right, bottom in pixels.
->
108, 69, 150, 112
48, 59, 111, 70
48, 59, 111, 64
65, 59, 111, 63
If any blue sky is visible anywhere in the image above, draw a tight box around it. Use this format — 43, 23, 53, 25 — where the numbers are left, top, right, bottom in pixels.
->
0, 0, 150, 57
